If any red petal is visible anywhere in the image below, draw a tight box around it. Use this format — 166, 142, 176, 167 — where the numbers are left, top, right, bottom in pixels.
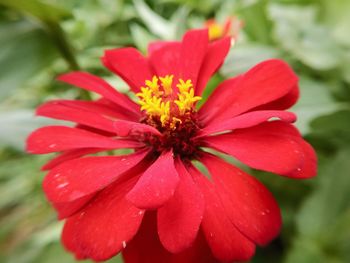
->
169, 230, 220, 263
203, 122, 304, 176
202, 59, 298, 125
148, 41, 179, 54
148, 42, 181, 78
44, 150, 149, 204
38, 99, 138, 121
37, 101, 132, 134
41, 148, 102, 170
199, 76, 242, 123
123, 212, 218, 263
148, 41, 166, 54
26, 126, 142, 154
201, 154, 282, 245
127, 151, 179, 209
102, 48, 153, 93
57, 71, 138, 113
198, 110, 296, 138
189, 165, 256, 262
254, 85, 300, 111
62, 217, 88, 260
61, 177, 145, 261
157, 159, 204, 253
53, 194, 95, 219
259, 122, 317, 178
113, 119, 161, 137
178, 29, 208, 87
196, 37, 231, 96
122, 212, 172, 263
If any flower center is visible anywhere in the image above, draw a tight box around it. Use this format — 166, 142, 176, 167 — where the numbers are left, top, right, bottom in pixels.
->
136, 75, 202, 129
136, 75, 202, 159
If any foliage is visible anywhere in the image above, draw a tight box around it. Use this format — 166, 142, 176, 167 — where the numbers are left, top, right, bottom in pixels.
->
0, 0, 349, 262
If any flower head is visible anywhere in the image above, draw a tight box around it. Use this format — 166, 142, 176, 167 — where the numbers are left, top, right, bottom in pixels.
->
27, 29, 317, 262
205, 17, 243, 42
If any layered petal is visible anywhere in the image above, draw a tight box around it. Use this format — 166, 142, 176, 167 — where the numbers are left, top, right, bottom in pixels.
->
201, 59, 298, 125
57, 71, 138, 113
122, 212, 172, 263
102, 48, 153, 93
189, 165, 256, 262
123, 212, 218, 263
196, 37, 231, 96
41, 148, 102, 170
113, 119, 161, 137
37, 101, 134, 134
197, 110, 296, 138
148, 42, 181, 78
52, 194, 95, 219
202, 122, 304, 176
199, 76, 242, 123
178, 29, 209, 87
253, 85, 299, 111
157, 159, 204, 253
254, 121, 317, 178
201, 153, 282, 245
27, 126, 143, 154
38, 99, 137, 122
62, 177, 144, 261
127, 151, 179, 209
43, 150, 149, 204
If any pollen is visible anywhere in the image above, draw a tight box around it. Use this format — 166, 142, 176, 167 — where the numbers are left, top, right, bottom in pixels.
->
136, 75, 201, 129
207, 21, 223, 41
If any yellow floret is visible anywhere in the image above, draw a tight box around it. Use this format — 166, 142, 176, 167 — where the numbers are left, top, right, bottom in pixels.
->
137, 75, 201, 129
176, 79, 193, 93
159, 75, 174, 96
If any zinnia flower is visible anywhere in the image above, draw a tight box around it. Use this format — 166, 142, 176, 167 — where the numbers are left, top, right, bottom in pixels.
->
27, 29, 317, 262
205, 17, 242, 42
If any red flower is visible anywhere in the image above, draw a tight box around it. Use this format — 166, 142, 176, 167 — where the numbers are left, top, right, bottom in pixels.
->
27, 29, 317, 262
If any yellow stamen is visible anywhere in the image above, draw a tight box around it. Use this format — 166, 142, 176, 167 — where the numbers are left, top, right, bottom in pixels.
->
175, 80, 201, 115
207, 22, 223, 41
145, 76, 162, 96
137, 75, 202, 129
159, 75, 174, 96
176, 79, 193, 93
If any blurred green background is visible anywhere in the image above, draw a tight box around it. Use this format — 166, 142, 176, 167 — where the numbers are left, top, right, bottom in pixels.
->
0, 0, 349, 262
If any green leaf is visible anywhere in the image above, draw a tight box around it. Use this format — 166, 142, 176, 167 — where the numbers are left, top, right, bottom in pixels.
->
309, 110, 350, 146
235, 0, 273, 44
130, 23, 157, 54
297, 150, 350, 235
319, 0, 350, 47
133, 0, 174, 40
291, 77, 344, 134
285, 149, 350, 263
0, 21, 58, 99
220, 43, 281, 77
268, 4, 342, 70
0, 0, 71, 23
170, 6, 191, 39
